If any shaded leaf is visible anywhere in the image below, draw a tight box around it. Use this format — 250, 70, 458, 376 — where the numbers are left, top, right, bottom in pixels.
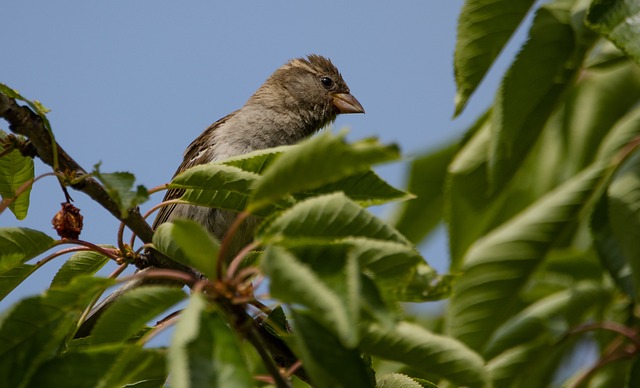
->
169, 293, 251, 388
454, 0, 536, 115
490, 2, 591, 189
392, 142, 457, 244
361, 322, 488, 388
446, 163, 607, 351
96, 345, 167, 388
0, 264, 36, 301
261, 246, 360, 347
90, 286, 186, 345
587, 0, 640, 66
292, 310, 375, 388
0, 276, 114, 387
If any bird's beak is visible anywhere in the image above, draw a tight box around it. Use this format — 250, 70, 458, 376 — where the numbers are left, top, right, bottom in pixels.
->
331, 93, 365, 114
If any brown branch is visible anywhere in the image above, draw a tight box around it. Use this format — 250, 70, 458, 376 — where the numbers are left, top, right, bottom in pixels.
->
0, 92, 193, 275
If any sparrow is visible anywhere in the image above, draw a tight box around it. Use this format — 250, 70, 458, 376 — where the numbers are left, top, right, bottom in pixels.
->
76, 55, 363, 337
153, 54, 365, 257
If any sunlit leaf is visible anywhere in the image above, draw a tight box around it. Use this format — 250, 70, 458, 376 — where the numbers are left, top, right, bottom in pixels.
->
92, 164, 149, 218
152, 219, 219, 279
249, 130, 399, 211
0, 130, 34, 219
0, 227, 55, 274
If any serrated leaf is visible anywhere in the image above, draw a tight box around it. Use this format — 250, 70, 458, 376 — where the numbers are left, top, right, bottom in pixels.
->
27, 346, 122, 388
257, 192, 410, 246
93, 164, 149, 218
489, 2, 591, 189
483, 282, 610, 358
249, 131, 400, 211
586, 0, 640, 66
90, 286, 186, 345
0, 131, 34, 220
261, 246, 360, 347
291, 310, 375, 388
392, 143, 457, 244
51, 249, 111, 288
152, 219, 219, 279
0, 264, 36, 302
591, 188, 636, 299
606, 148, 640, 299
361, 322, 488, 388
0, 227, 55, 274
300, 170, 411, 207
0, 276, 114, 387
96, 345, 167, 388
376, 373, 428, 388
446, 163, 607, 351
454, 0, 536, 115
169, 292, 251, 388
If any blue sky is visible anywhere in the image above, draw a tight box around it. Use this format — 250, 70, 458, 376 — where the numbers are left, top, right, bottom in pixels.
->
1, 2, 521, 310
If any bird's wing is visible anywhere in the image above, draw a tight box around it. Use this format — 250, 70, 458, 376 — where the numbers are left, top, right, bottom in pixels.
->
152, 112, 234, 229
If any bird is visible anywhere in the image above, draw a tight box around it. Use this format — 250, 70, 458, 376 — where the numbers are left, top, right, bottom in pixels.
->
153, 54, 364, 257
75, 54, 364, 337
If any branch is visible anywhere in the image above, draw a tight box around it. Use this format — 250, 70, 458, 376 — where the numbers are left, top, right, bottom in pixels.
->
0, 92, 192, 274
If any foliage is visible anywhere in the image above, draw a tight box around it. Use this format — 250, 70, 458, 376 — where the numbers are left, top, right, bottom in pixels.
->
3, 0, 640, 386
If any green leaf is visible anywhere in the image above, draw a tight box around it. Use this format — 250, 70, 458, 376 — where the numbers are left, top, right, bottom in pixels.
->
90, 286, 186, 345
591, 189, 636, 299
597, 104, 640, 163
361, 322, 488, 388
0, 264, 36, 301
291, 310, 375, 388
605, 148, 640, 299
249, 131, 400, 211
169, 163, 264, 214
286, 238, 435, 304
261, 246, 360, 347
0, 227, 55, 274
169, 292, 251, 388
454, 0, 537, 115
445, 113, 497, 266
152, 219, 220, 279
257, 192, 410, 246
587, 0, 640, 66
483, 281, 610, 358
489, 2, 591, 189
92, 164, 149, 218
0, 276, 114, 387
0, 83, 51, 117
300, 170, 411, 207
376, 373, 430, 388
446, 163, 607, 351
51, 249, 111, 288
0, 130, 34, 219
27, 346, 123, 388
392, 142, 457, 244
96, 345, 167, 388
561, 61, 640, 172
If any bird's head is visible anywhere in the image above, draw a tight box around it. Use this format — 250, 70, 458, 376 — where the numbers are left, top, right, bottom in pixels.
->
248, 54, 364, 131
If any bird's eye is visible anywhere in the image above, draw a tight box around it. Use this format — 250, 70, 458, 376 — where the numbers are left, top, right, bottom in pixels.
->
320, 77, 334, 89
